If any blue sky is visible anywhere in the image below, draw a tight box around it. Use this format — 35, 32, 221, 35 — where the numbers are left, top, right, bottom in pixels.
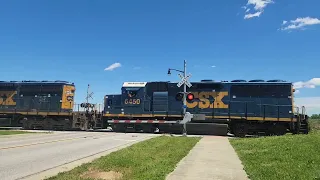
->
0, 0, 319, 114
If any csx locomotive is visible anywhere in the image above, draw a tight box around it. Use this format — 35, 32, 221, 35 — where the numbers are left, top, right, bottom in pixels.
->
104, 80, 309, 137
0, 81, 102, 130
0, 79, 309, 137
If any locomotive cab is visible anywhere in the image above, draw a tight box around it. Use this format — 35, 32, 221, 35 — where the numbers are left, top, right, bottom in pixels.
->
121, 82, 146, 107
104, 82, 147, 117
122, 87, 141, 105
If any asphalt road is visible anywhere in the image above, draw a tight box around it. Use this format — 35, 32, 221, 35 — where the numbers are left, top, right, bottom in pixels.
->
0, 131, 158, 180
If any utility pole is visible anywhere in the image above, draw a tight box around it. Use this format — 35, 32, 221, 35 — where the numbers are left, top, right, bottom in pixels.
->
168, 60, 192, 136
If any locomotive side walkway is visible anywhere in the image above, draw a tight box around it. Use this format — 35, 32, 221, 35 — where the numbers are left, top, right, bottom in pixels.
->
166, 136, 249, 180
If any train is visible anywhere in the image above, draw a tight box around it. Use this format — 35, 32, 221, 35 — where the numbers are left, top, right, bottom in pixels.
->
0, 80, 102, 130
0, 79, 310, 137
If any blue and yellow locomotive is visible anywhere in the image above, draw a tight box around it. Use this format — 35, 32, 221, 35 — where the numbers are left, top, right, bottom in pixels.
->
0, 80, 76, 129
0, 79, 309, 137
104, 80, 309, 137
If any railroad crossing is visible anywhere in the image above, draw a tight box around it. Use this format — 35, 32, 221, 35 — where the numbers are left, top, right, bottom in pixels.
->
168, 60, 193, 136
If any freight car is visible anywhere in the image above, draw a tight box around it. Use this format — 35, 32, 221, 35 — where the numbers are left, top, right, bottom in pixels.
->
0, 81, 102, 130
104, 80, 310, 137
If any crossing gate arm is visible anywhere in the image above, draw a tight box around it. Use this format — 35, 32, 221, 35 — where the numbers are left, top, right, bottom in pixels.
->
108, 120, 178, 124
178, 112, 205, 124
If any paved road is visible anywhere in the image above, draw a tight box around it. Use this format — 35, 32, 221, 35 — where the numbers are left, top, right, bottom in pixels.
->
0, 131, 157, 180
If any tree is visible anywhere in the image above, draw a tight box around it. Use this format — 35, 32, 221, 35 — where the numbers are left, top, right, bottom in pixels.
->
310, 114, 320, 119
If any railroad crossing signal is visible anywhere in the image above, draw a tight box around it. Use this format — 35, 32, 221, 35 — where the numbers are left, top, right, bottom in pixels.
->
177, 73, 192, 88
86, 84, 94, 102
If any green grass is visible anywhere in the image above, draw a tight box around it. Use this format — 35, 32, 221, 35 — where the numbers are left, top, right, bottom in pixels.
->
0, 130, 35, 136
46, 135, 201, 180
229, 119, 320, 180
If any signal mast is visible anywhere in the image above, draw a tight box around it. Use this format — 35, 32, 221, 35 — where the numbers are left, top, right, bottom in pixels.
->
168, 60, 193, 136
79, 84, 97, 129
80, 84, 95, 111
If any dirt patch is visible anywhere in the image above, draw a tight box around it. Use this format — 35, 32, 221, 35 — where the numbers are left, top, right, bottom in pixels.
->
80, 169, 123, 180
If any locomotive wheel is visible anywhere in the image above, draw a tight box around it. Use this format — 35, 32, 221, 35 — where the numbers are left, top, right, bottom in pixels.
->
112, 124, 126, 133
142, 124, 156, 133
22, 118, 31, 130
274, 124, 287, 136
233, 122, 248, 137
267, 123, 287, 136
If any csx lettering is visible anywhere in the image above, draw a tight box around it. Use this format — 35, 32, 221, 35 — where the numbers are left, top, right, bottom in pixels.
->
0, 91, 17, 106
125, 99, 141, 105
186, 92, 228, 109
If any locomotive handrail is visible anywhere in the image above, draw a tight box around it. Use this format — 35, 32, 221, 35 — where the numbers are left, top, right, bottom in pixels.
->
301, 106, 306, 117
295, 106, 300, 115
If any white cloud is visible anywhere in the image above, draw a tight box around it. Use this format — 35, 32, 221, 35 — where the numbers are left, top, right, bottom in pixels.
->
294, 97, 320, 115
243, 0, 274, 19
244, 11, 262, 19
294, 89, 300, 94
211, 65, 216, 68
294, 78, 320, 89
104, 62, 121, 71
248, 0, 274, 10
280, 17, 320, 31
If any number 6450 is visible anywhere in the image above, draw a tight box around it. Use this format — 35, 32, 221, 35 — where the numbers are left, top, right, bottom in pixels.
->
124, 99, 141, 104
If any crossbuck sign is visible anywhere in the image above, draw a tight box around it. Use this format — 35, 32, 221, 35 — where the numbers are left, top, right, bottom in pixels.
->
177, 74, 192, 88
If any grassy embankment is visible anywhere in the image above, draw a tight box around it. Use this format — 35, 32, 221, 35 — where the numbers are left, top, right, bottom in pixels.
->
230, 119, 320, 180
0, 130, 35, 136
46, 136, 201, 180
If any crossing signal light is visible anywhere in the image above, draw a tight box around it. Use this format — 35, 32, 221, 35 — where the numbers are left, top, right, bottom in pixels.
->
187, 93, 194, 101
175, 92, 184, 101
175, 92, 194, 101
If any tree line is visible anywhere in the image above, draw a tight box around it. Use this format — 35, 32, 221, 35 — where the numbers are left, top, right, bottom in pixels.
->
310, 114, 320, 119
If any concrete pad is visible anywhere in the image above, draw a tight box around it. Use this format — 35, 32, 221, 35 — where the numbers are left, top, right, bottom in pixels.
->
166, 136, 249, 180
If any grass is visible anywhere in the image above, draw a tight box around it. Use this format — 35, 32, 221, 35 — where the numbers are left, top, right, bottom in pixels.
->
0, 130, 35, 136
229, 119, 320, 180
46, 135, 201, 180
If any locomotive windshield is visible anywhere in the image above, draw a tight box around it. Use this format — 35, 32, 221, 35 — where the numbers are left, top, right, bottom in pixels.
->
124, 87, 139, 97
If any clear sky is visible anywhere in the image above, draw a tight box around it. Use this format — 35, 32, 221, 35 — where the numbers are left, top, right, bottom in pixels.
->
0, 0, 319, 114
